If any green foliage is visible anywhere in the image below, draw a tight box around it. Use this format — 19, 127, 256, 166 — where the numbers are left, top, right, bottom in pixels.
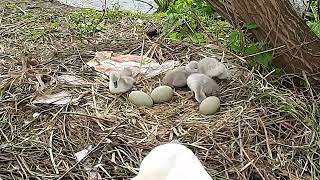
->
243, 23, 257, 30
190, 32, 206, 43
70, 9, 104, 34
228, 31, 241, 53
228, 23, 274, 68
154, 0, 174, 13
308, 21, 320, 36
105, 10, 154, 20
49, 20, 61, 30
21, 28, 47, 40
257, 91, 298, 115
160, 0, 215, 44
155, 0, 233, 44
17, 10, 63, 41
307, 1, 320, 37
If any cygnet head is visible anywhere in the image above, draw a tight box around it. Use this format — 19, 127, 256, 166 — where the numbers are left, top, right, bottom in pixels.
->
185, 61, 199, 73
121, 67, 133, 77
110, 71, 120, 88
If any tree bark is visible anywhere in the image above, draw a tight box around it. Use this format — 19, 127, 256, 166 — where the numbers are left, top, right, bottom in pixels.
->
206, 0, 320, 81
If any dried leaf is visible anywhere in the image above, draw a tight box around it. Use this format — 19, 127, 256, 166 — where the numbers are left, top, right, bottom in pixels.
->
32, 91, 73, 105
87, 51, 179, 78
88, 171, 101, 180
32, 112, 40, 119
74, 145, 93, 162
57, 75, 88, 85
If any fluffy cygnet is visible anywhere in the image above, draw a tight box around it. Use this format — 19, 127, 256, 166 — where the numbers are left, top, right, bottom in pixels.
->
185, 61, 199, 73
187, 73, 220, 103
162, 66, 190, 88
163, 63, 201, 88
109, 67, 135, 94
132, 143, 212, 180
187, 57, 228, 79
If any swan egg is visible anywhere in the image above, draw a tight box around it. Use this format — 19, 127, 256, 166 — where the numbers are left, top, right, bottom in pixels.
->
199, 96, 220, 115
129, 91, 153, 107
150, 86, 174, 103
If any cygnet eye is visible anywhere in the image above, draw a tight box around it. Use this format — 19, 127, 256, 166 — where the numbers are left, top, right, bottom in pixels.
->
113, 81, 118, 88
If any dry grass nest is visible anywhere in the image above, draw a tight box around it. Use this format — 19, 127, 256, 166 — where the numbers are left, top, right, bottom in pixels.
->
1, 0, 320, 180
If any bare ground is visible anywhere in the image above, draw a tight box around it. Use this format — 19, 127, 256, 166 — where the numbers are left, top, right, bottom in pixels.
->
0, 0, 320, 179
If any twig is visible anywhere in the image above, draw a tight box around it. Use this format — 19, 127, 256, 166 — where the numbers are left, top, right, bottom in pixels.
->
258, 118, 273, 162
60, 111, 117, 122
238, 120, 244, 165
15, 5, 27, 15
49, 130, 59, 174
15, 155, 29, 179
242, 45, 286, 58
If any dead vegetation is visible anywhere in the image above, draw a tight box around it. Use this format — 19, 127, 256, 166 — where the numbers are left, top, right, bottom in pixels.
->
0, 0, 319, 180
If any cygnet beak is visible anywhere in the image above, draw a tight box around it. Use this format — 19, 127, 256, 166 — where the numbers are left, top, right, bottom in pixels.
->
113, 81, 118, 88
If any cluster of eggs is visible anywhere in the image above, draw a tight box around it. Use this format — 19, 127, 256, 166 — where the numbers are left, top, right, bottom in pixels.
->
128, 86, 220, 115
129, 86, 173, 106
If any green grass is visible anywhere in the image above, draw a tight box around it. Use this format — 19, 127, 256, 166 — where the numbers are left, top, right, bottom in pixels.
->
69, 8, 162, 35
307, 1, 320, 37
70, 9, 104, 34
155, 0, 218, 44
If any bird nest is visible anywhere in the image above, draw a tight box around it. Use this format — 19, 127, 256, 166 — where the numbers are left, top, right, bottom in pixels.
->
0, 0, 319, 179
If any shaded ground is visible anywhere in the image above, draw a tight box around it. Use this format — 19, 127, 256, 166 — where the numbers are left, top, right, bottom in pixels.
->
0, 0, 319, 179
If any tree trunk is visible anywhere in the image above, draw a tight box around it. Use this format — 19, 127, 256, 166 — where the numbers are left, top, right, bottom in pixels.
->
206, 0, 320, 81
